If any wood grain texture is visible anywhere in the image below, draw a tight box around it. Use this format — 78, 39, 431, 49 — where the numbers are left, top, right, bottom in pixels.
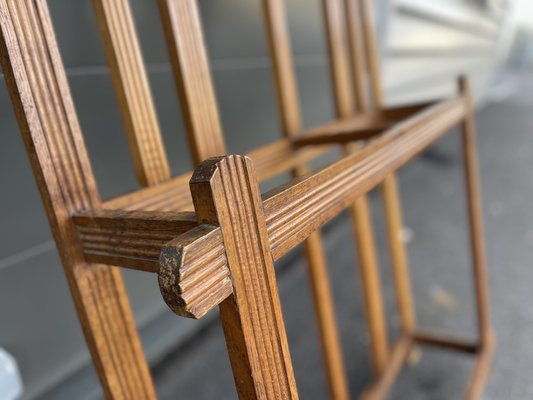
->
0, 0, 155, 398
263, 1, 350, 398
382, 174, 415, 334
81, 100, 462, 275
93, 0, 170, 186
359, 0, 383, 108
344, 0, 369, 111
349, 195, 389, 374
343, 0, 417, 363
190, 155, 298, 399
156, 99, 465, 318
74, 210, 198, 271
322, 0, 389, 374
459, 76, 494, 399
160, 224, 231, 319
322, 0, 355, 118
158, 0, 226, 165
262, 0, 301, 135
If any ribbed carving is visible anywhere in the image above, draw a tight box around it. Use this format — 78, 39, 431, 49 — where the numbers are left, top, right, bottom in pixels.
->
0, 1, 156, 398
74, 210, 198, 271
188, 155, 298, 399
155, 99, 464, 317
264, 99, 464, 256
0, 0, 98, 212
159, 225, 231, 318
322, 0, 355, 118
93, 0, 170, 186
158, 0, 226, 165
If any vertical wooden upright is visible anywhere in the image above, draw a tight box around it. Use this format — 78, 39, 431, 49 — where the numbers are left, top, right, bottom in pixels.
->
0, 0, 155, 398
190, 155, 299, 400
322, 0, 389, 374
93, 0, 171, 187
345, 0, 416, 336
459, 77, 494, 399
158, 0, 227, 166
262, 1, 350, 398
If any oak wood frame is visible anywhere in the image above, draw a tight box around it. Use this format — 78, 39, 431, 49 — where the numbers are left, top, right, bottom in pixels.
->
0, 1, 492, 400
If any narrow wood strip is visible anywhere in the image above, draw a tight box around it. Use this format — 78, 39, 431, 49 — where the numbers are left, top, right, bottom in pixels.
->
344, 0, 370, 111
382, 174, 415, 334
321, 0, 355, 118
292, 126, 383, 147
350, 196, 389, 374
413, 331, 479, 353
261, 0, 301, 135
360, 0, 383, 108
158, 0, 226, 165
81, 99, 463, 277
360, 336, 413, 400
93, 0, 170, 186
0, 0, 156, 397
101, 99, 432, 213
263, 1, 350, 398
322, 0, 389, 375
189, 156, 298, 399
459, 77, 493, 348
466, 337, 494, 400
158, 99, 464, 317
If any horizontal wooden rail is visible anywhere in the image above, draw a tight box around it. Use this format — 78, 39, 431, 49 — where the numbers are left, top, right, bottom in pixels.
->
74, 97, 464, 317
102, 139, 330, 212
73, 210, 199, 271
102, 103, 429, 211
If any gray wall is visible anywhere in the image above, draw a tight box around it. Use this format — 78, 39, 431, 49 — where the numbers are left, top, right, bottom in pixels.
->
0, 1, 505, 399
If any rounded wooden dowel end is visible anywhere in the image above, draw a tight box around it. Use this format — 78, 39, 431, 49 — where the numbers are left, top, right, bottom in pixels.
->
158, 225, 232, 319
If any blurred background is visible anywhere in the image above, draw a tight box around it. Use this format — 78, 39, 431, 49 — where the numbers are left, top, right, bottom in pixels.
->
1, 0, 533, 399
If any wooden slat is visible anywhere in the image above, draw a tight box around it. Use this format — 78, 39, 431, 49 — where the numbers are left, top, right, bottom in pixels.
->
413, 330, 479, 353
86, 99, 463, 276
263, 1, 350, 398
262, 0, 301, 135
101, 139, 330, 212
360, 0, 384, 108
74, 210, 198, 271
83, 99, 464, 312
322, 0, 389, 374
344, 0, 369, 111
292, 126, 383, 147
352, 0, 418, 344
322, 0, 355, 119
190, 155, 298, 399
0, 1, 156, 398
459, 77, 493, 398
158, 0, 226, 165
93, 0, 170, 186
361, 336, 413, 400
383, 174, 415, 333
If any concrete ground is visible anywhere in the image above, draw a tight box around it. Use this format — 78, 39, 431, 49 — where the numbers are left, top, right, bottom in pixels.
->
151, 75, 533, 399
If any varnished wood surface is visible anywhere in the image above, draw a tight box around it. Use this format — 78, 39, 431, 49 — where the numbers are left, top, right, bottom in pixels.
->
382, 174, 415, 334
322, 0, 389, 375
0, 0, 156, 398
156, 98, 465, 318
262, 1, 350, 398
459, 76, 494, 399
191, 156, 298, 399
158, 0, 226, 165
0, 0, 493, 397
76, 98, 464, 276
93, 0, 170, 186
